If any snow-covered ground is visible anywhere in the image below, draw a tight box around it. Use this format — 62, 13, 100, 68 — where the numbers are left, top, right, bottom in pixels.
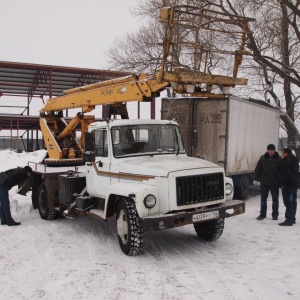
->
0, 150, 299, 300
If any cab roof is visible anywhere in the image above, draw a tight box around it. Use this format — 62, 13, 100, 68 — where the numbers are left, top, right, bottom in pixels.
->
88, 119, 179, 130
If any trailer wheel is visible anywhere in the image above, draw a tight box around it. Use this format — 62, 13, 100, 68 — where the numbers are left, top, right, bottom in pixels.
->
234, 175, 250, 200
37, 183, 58, 220
194, 219, 224, 241
116, 198, 143, 256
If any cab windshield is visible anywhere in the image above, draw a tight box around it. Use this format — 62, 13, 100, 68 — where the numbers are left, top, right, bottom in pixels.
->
111, 124, 185, 158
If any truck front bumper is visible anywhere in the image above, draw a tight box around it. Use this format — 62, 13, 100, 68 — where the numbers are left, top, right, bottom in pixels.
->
142, 200, 245, 231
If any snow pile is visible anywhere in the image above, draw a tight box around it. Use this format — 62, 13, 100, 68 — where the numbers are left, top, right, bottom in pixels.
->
0, 150, 299, 300
0, 149, 47, 171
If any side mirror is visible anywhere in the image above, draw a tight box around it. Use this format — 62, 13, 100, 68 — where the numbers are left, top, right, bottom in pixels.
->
85, 132, 92, 151
83, 151, 95, 163
84, 132, 95, 163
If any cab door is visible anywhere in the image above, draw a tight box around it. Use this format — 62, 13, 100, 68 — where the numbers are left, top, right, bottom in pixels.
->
86, 128, 111, 198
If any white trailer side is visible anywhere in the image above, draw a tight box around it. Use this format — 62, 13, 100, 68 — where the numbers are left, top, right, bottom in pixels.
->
226, 96, 280, 176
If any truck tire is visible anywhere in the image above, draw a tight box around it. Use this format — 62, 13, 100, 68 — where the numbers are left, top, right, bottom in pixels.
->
116, 198, 143, 256
31, 184, 38, 210
193, 218, 225, 241
37, 183, 58, 220
234, 175, 250, 200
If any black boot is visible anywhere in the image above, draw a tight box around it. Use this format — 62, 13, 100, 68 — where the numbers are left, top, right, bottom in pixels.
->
7, 220, 21, 226
278, 220, 293, 226
1, 221, 7, 225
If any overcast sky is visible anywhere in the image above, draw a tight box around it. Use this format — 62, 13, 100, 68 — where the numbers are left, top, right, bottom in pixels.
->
0, 0, 163, 124
0, 0, 139, 69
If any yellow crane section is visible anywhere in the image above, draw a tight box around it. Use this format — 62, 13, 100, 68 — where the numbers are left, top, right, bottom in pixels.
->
41, 74, 169, 114
40, 74, 169, 164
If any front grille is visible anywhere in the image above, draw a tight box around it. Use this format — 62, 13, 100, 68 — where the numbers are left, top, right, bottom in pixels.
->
176, 173, 224, 206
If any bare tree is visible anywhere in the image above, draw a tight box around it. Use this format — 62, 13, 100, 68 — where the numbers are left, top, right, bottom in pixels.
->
105, 0, 168, 72
204, 0, 300, 155
106, 23, 164, 73
106, 0, 300, 156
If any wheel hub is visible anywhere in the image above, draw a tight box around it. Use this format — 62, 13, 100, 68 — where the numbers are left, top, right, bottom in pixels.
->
117, 209, 128, 245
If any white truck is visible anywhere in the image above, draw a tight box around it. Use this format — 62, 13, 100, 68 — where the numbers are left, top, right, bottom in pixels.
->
21, 118, 245, 255
18, 5, 252, 255
161, 96, 280, 199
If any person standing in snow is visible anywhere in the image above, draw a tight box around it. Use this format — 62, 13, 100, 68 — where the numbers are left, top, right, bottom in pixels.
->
0, 166, 32, 226
279, 148, 299, 226
254, 144, 282, 221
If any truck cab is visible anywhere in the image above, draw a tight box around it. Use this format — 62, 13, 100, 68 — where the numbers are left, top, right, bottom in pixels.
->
85, 118, 233, 215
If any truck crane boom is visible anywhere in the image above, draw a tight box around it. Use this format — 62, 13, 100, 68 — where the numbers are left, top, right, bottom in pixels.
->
40, 74, 169, 114
40, 5, 254, 165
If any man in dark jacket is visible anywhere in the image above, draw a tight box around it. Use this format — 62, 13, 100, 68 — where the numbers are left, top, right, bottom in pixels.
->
279, 148, 299, 226
254, 144, 282, 220
0, 166, 32, 226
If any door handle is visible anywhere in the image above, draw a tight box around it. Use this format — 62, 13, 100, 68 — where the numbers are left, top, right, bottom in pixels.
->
192, 130, 198, 147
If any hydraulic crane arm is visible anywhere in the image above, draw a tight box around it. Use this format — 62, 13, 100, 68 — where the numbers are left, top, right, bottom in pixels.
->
40, 5, 254, 165
39, 74, 170, 164
41, 74, 169, 114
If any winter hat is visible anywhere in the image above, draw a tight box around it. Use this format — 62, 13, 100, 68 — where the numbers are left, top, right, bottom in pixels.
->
267, 144, 276, 150
23, 166, 32, 173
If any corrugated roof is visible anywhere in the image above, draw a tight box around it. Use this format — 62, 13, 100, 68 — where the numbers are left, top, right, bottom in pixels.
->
0, 61, 130, 97
0, 61, 130, 133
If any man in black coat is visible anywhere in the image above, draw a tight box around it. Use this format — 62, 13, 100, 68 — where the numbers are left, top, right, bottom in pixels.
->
0, 166, 32, 226
254, 144, 282, 220
279, 148, 299, 226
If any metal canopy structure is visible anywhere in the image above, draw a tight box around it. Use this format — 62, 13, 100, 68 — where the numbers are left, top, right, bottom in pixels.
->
0, 61, 129, 113
0, 61, 130, 150
0, 114, 87, 131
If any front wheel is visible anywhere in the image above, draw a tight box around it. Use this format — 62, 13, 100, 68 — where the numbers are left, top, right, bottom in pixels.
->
37, 183, 58, 220
194, 219, 225, 241
116, 198, 143, 256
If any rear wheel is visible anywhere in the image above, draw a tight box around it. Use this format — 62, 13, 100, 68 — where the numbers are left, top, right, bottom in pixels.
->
194, 219, 225, 241
116, 198, 143, 256
38, 183, 58, 220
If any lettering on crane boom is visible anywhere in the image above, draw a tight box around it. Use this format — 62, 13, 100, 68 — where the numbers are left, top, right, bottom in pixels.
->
100, 88, 114, 97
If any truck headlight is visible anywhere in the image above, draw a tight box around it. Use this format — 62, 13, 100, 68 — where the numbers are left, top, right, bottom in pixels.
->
144, 194, 156, 208
226, 183, 233, 195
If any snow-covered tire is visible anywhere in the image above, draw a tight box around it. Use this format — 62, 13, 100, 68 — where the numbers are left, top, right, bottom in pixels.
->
116, 198, 143, 256
194, 218, 225, 241
37, 183, 58, 220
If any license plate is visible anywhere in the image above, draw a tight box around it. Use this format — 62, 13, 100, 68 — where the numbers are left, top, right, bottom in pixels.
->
192, 210, 219, 222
